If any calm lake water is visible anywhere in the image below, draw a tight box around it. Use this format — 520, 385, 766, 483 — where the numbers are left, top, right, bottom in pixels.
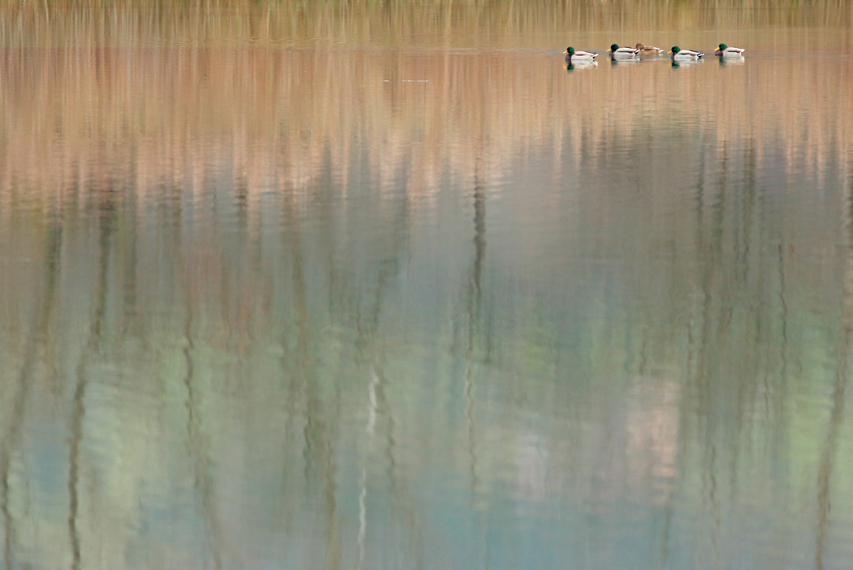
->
1, 7, 853, 570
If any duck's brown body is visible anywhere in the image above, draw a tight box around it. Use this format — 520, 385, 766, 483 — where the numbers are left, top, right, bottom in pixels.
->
635, 43, 664, 55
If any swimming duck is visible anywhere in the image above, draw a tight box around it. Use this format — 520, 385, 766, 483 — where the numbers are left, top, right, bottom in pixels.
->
564, 47, 598, 63
635, 43, 664, 55
608, 44, 640, 58
669, 46, 704, 61
715, 43, 745, 57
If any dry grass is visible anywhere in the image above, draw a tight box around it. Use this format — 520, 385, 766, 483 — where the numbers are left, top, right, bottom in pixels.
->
0, 2, 851, 48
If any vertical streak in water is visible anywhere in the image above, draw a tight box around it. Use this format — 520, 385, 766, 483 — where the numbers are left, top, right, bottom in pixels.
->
687, 131, 723, 566
355, 167, 411, 567
690, 281, 721, 567
814, 173, 853, 570
355, 463, 369, 570
69, 194, 116, 570
356, 364, 398, 570
375, 366, 399, 511
122, 159, 140, 335
715, 143, 733, 335
285, 185, 311, 469
657, 361, 692, 570
465, 165, 488, 567
706, 139, 728, 569
355, 367, 381, 570
0, 218, 62, 570
668, 187, 715, 561
814, 344, 847, 570
658, 159, 710, 566
284, 181, 341, 570
183, 307, 225, 570
69, 354, 87, 570
180, 191, 224, 570
775, 243, 788, 417
286, 184, 313, 475
357, 370, 378, 570
730, 141, 758, 505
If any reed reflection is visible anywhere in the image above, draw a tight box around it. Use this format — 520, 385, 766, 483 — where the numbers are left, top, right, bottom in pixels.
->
0, 36, 852, 570
2, 47, 851, 205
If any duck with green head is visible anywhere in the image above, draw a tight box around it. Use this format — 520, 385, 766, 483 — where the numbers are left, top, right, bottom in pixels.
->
668, 46, 704, 61
564, 47, 598, 63
608, 44, 640, 59
715, 43, 745, 57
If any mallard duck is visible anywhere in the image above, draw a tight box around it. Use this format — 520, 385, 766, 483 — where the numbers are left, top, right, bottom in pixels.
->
715, 43, 745, 57
635, 43, 664, 55
669, 46, 704, 61
564, 47, 598, 63
608, 44, 639, 58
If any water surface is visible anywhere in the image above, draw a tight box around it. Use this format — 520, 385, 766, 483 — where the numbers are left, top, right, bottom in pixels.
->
1, 9, 852, 570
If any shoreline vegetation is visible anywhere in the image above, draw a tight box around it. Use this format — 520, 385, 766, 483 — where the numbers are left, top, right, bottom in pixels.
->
0, 1, 851, 47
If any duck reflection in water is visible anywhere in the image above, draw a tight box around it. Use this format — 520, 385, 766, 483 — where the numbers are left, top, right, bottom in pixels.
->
565, 60, 598, 72
718, 56, 746, 67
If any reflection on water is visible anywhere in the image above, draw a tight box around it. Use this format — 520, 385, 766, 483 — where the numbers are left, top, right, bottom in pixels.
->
1, 11, 853, 570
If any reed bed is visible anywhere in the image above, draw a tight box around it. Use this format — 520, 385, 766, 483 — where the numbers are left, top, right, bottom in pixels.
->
0, 1, 851, 48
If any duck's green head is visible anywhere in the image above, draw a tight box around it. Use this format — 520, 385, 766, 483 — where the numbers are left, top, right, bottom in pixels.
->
669, 46, 681, 54
610, 44, 619, 51
565, 47, 575, 55
718, 43, 728, 50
